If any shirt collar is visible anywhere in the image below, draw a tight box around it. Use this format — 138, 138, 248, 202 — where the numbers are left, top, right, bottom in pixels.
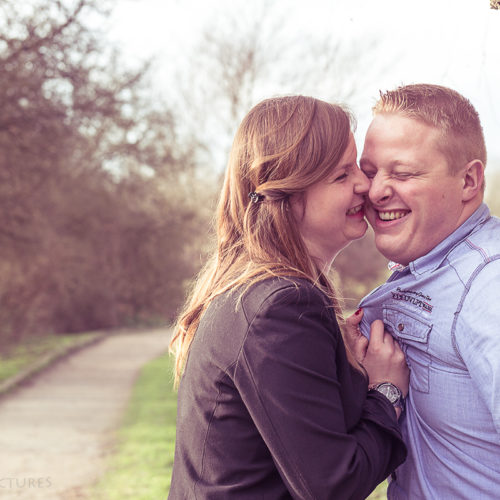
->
388, 203, 491, 277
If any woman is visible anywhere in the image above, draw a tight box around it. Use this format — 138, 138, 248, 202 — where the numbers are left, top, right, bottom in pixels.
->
168, 95, 408, 499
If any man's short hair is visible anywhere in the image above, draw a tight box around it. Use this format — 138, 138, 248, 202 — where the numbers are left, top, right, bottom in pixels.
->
373, 84, 487, 175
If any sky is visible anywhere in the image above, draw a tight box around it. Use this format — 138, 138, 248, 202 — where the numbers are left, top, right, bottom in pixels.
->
107, 0, 500, 180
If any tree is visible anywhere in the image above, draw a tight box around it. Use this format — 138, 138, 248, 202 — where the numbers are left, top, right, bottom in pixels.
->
174, 4, 384, 171
485, 161, 500, 216
0, 0, 209, 345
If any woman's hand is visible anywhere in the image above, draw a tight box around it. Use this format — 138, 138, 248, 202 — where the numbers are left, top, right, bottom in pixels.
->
363, 319, 409, 398
344, 308, 369, 364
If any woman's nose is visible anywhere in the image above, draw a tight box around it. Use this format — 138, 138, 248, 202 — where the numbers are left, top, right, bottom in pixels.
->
354, 167, 370, 195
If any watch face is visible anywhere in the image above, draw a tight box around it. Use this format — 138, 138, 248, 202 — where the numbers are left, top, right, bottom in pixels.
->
378, 383, 400, 403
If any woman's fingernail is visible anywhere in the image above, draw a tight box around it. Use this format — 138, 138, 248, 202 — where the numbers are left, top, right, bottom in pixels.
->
355, 308, 362, 316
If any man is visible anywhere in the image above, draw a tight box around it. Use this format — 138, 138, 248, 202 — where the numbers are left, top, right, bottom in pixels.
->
357, 84, 500, 499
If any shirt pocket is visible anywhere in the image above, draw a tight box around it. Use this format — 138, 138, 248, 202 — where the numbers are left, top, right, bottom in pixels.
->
383, 306, 433, 394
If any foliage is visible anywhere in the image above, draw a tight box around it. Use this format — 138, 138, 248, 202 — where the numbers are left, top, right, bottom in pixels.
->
333, 228, 390, 310
0, 0, 210, 344
368, 481, 388, 499
177, 5, 384, 170
485, 166, 500, 216
91, 353, 177, 499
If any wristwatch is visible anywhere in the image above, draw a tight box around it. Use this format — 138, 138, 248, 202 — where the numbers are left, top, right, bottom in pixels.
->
369, 382, 405, 411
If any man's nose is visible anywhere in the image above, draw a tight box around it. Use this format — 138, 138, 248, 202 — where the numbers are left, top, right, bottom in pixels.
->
368, 173, 392, 203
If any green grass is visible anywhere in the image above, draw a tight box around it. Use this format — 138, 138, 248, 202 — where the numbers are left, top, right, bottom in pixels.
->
368, 480, 388, 499
0, 333, 99, 385
91, 354, 177, 500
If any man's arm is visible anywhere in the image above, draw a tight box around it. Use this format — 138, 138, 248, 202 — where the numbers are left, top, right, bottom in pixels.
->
454, 259, 500, 434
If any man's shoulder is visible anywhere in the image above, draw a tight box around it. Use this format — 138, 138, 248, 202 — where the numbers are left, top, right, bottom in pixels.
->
443, 215, 500, 285
452, 214, 500, 260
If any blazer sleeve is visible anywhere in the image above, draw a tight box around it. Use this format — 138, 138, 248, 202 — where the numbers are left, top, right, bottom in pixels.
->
234, 283, 406, 500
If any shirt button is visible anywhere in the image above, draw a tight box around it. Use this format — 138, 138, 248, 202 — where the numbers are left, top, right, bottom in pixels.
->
398, 323, 404, 332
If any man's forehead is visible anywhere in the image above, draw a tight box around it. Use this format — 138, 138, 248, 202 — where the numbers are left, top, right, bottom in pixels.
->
363, 114, 443, 151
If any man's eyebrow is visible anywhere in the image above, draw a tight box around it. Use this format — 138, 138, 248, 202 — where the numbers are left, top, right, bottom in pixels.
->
359, 159, 417, 169
388, 160, 419, 169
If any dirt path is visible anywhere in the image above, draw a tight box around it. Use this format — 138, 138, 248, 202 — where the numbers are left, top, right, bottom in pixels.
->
0, 329, 170, 499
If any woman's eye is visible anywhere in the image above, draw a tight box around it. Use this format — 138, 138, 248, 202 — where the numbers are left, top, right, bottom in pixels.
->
333, 173, 348, 182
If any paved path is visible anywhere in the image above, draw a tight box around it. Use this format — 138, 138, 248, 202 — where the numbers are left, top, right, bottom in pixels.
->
0, 329, 170, 499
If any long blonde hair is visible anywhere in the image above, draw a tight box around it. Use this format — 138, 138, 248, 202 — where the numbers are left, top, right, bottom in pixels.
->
170, 95, 358, 384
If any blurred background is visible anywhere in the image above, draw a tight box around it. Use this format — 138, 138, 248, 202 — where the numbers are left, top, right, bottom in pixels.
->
1, 0, 499, 349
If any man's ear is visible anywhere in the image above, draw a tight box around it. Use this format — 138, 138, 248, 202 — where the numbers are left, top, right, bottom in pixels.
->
462, 160, 484, 202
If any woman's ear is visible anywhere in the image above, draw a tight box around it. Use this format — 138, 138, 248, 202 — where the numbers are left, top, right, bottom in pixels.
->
462, 160, 485, 202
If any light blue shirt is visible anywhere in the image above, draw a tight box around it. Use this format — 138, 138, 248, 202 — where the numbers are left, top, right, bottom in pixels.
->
359, 203, 500, 499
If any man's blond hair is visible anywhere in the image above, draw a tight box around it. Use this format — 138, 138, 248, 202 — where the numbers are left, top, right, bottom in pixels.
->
374, 84, 487, 177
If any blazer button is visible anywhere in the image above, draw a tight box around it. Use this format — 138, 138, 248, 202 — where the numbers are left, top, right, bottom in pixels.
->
398, 323, 404, 332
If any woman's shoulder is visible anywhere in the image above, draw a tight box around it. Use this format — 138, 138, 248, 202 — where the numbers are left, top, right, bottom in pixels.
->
240, 276, 333, 322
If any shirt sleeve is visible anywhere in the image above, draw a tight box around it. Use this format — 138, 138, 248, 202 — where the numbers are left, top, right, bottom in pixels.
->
234, 284, 406, 500
454, 259, 500, 435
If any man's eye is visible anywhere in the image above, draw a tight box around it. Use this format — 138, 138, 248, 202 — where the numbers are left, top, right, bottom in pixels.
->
394, 172, 413, 179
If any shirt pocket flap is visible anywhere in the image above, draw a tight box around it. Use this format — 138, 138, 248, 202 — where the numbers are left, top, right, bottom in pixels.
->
383, 307, 432, 343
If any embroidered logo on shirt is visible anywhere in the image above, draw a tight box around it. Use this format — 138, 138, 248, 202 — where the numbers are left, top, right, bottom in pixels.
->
391, 287, 433, 313
388, 261, 406, 272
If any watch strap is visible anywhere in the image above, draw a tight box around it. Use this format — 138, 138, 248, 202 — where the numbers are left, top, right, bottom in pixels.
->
368, 382, 405, 411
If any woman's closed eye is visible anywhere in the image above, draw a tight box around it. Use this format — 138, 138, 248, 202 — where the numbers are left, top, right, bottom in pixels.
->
330, 164, 355, 183
333, 172, 348, 182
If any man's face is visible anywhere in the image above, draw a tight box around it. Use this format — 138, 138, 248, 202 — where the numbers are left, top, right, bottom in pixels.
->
360, 113, 466, 266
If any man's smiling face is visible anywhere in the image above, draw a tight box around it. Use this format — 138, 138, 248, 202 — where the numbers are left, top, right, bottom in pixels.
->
360, 113, 466, 266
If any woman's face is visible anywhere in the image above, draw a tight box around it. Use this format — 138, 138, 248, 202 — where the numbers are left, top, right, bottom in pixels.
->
291, 133, 370, 269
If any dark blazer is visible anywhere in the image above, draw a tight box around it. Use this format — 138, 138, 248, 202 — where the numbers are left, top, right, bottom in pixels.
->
168, 277, 406, 500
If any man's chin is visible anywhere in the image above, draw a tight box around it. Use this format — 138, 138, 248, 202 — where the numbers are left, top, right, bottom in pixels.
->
373, 237, 403, 263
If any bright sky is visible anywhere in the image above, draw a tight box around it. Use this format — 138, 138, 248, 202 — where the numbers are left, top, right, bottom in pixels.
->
109, 0, 500, 177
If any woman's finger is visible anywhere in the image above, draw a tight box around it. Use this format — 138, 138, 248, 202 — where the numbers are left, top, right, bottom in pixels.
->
368, 319, 385, 347
345, 308, 363, 328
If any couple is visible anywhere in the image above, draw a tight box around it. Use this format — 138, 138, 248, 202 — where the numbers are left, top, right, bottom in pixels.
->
168, 84, 500, 499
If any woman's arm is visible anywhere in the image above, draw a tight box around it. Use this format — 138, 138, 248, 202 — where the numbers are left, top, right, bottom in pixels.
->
235, 283, 406, 500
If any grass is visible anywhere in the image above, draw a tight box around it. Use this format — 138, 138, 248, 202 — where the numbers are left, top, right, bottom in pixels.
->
90, 353, 177, 500
369, 481, 388, 499
90, 352, 387, 499
0, 332, 100, 385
